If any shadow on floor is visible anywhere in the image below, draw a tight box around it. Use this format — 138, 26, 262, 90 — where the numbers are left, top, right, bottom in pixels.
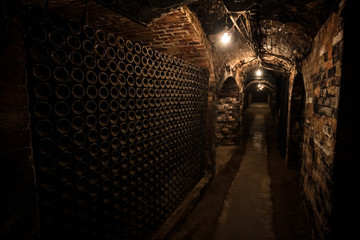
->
264, 111, 312, 240
170, 107, 253, 240
171, 104, 312, 240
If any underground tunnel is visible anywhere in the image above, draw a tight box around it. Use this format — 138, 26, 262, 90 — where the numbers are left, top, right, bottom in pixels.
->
0, 0, 358, 240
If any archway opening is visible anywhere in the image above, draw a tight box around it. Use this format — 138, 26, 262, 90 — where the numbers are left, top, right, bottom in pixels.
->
216, 77, 241, 146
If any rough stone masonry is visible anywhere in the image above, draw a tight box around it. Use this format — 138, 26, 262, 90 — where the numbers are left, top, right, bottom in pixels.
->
216, 78, 241, 145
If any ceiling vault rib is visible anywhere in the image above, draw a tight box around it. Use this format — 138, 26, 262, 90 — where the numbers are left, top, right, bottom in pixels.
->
228, 13, 254, 49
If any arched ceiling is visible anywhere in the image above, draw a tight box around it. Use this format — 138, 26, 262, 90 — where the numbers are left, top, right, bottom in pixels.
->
244, 68, 279, 92
189, 0, 340, 78
25, 0, 214, 70
92, 0, 199, 25
25, 0, 341, 85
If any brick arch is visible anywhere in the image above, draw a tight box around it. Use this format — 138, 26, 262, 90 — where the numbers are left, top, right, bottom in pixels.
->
218, 77, 238, 97
235, 55, 292, 77
221, 19, 311, 92
260, 19, 312, 64
111, 6, 214, 71
31, 1, 214, 73
246, 81, 276, 93
234, 58, 287, 93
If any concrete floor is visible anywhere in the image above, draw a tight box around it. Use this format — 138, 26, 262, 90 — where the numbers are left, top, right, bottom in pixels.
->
214, 103, 275, 240
171, 103, 311, 240
215, 146, 238, 174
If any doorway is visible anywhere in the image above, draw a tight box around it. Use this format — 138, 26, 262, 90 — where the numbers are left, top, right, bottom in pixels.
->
216, 77, 241, 146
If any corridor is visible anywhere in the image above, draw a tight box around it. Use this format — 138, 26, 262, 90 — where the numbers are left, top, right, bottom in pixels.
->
214, 103, 274, 240
172, 103, 310, 240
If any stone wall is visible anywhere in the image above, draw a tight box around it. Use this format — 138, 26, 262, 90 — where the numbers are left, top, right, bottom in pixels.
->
216, 78, 241, 145
300, 3, 344, 239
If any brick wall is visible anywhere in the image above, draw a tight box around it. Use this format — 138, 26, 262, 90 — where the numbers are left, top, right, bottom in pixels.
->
0, 1, 40, 239
28, 1, 214, 70
300, 4, 344, 239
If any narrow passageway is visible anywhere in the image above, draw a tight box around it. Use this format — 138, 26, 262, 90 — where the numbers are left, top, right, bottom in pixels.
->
214, 103, 274, 240
172, 103, 310, 240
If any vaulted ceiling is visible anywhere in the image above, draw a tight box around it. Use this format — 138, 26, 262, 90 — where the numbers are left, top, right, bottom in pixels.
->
90, 0, 339, 37
189, 0, 340, 68
24, 0, 341, 84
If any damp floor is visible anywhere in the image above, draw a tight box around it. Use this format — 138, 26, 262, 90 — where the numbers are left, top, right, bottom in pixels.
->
172, 103, 311, 240
214, 103, 275, 240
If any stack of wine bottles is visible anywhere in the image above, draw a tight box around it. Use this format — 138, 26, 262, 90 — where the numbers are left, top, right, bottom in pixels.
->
25, 5, 209, 240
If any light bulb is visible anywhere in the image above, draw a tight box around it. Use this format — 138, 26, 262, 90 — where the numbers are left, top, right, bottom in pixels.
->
256, 69, 262, 76
221, 32, 231, 44
257, 83, 264, 91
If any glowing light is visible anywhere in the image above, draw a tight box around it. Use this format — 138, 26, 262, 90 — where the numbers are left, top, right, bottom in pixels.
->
257, 83, 264, 91
221, 32, 231, 44
256, 69, 262, 77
